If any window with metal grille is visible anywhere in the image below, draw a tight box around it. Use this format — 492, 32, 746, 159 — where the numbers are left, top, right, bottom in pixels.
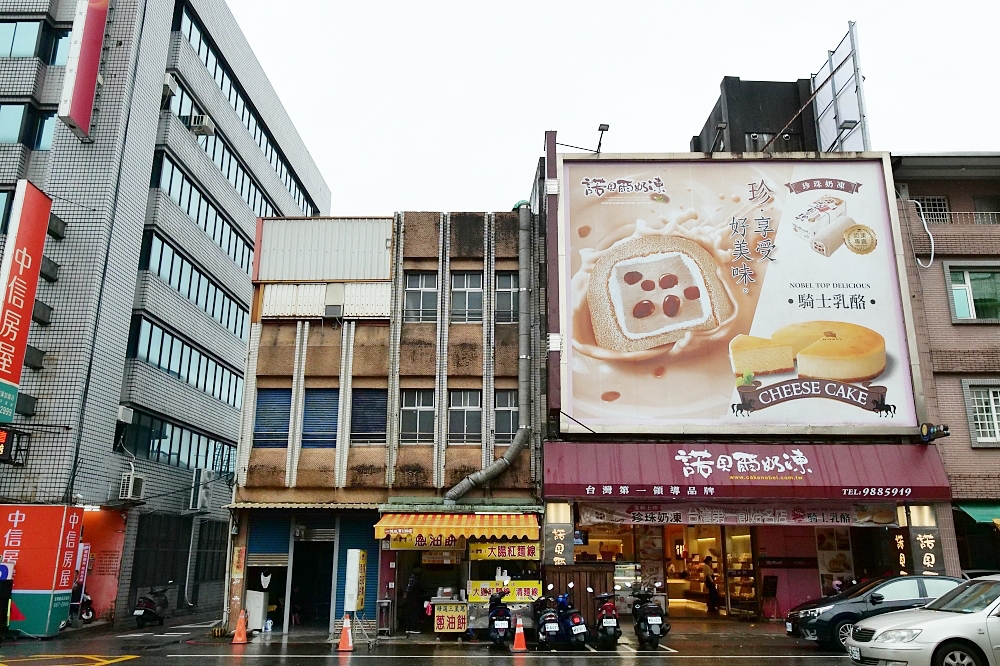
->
495, 390, 518, 444
302, 389, 338, 447
495, 272, 518, 323
448, 390, 481, 444
253, 389, 291, 447
400, 390, 434, 443
194, 520, 228, 582
130, 513, 193, 590
351, 389, 388, 445
912, 196, 950, 224
970, 387, 1000, 443
950, 269, 1000, 320
403, 272, 437, 322
451, 272, 483, 323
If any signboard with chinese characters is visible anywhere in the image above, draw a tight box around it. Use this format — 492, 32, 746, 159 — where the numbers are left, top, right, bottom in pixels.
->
1, 504, 83, 636
558, 155, 919, 435
421, 551, 462, 564
388, 533, 466, 551
433, 603, 468, 632
468, 541, 540, 561
0, 181, 52, 422
344, 549, 366, 612
909, 528, 946, 576
543, 523, 574, 566
578, 502, 897, 527
467, 581, 542, 603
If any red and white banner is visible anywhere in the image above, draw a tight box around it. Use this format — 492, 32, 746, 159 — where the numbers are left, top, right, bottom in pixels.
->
59, 0, 110, 139
0, 181, 52, 422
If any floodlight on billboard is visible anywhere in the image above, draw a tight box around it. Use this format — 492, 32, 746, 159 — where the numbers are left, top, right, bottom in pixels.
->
813, 22, 870, 153
557, 154, 920, 435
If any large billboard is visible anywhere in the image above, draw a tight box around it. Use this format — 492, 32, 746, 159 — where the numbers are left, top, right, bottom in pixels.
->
58, 0, 110, 139
558, 155, 919, 434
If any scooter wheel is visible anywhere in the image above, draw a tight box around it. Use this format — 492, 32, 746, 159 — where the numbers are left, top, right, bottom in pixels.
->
159, 618, 164, 626
81, 609, 94, 623
648, 636, 659, 649
136, 618, 145, 629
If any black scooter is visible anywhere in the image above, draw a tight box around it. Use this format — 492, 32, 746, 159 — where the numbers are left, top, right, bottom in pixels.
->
133, 580, 172, 628
487, 588, 512, 646
627, 581, 670, 649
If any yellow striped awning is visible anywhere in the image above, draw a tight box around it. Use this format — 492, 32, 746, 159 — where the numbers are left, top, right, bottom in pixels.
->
374, 513, 539, 540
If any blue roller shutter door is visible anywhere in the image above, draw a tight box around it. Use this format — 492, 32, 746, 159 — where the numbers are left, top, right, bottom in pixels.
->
253, 389, 291, 447
247, 515, 291, 566
334, 511, 380, 619
302, 389, 338, 447
351, 389, 388, 444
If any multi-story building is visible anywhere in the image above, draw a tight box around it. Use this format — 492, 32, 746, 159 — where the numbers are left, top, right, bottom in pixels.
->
0, 0, 328, 627
892, 153, 1000, 570
228, 210, 544, 635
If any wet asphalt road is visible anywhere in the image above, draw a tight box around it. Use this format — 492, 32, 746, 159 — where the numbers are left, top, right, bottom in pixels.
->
0, 620, 852, 666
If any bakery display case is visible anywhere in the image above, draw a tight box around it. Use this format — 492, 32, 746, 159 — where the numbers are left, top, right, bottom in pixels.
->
725, 527, 758, 619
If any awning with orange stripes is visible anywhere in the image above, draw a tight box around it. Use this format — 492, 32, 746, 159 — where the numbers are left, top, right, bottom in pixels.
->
374, 513, 539, 540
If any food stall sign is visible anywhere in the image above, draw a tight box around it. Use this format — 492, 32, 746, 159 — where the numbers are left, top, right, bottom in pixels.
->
421, 551, 462, 564
468, 541, 540, 560
468, 581, 541, 603
434, 603, 468, 632
389, 533, 466, 551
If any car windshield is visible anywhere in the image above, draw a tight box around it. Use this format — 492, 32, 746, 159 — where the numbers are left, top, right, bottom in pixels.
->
925, 580, 1000, 614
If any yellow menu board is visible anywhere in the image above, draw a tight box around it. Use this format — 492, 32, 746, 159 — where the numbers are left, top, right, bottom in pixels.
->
434, 603, 468, 632
467, 580, 542, 603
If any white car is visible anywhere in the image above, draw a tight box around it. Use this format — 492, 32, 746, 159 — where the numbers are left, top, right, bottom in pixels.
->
846, 574, 1000, 666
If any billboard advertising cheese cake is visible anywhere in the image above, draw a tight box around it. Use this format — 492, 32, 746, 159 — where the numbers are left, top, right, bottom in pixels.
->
558, 155, 920, 434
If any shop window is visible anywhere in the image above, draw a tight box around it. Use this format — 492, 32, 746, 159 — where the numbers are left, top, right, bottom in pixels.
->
448, 390, 481, 444
400, 389, 434, 443
403, 272, 437, 322
967, 384, 1000, 444
495, 389, 518, 443
495, 271, 518, 323
874, 578, 921, 602
450, 272, 483, 323
950, 268, 1000, 320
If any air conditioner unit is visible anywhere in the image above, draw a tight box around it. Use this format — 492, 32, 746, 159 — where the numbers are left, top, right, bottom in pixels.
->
189, 468, 216, 512
117, 405, 134, 424
163, 73, 178, 100
119, 472, 145, 501
189, 114, 216, 137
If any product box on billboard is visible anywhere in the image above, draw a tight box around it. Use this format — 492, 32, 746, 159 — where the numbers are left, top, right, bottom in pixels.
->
559, 155, 919, 434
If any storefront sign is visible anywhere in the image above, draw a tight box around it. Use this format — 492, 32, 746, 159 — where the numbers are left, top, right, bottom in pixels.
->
421, 551, 462, 564
0, 181, 53, 422
757, 557, 818, 569
434, 603, 468, 632
388, 533, 466, 551
579, 502, 897, 527
231, 546, 246, 579
816, 527, 855, 595
543, 523, 574, 566
59, 0, 110, 138
344, 549, 366, 612
559, 157, 918, 434
468, 581, 542, 603
468, 541, 540, 560
909, 527, 946, 576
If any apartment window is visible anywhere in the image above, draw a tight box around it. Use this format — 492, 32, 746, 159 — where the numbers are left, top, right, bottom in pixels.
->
400, 389, 434, 443
0, 191, 11, 234
119, 408, 235, 473
0, 22, 40, 58
950, 269, 1000, 320
448, 390, 481, 444
495, 272, 518, 323
404, 272, 437, 322
911, 196, 950, 224
199, 133, 274, 218
351, 389, 388, 445
451, 272, 483, 323
153, 153, 254, 275
970, 387, 1000, 443
143, 232, 248, 340
129, 316, 244, 410
0, 104, 25, 143
253, 388, 291, 448
495, 389, 518, 444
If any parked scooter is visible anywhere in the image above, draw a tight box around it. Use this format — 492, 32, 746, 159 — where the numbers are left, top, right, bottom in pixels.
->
133, 580, 172, 628
555, 581, 588, 648
627, 581, 670, 648
487, 587, 513, 646
534, 587, 561, 646
78, 592, 95, 623
587, 584, 622, 649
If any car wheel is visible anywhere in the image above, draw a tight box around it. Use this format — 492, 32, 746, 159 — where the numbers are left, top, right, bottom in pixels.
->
832, 620, 854, 651
934, 642, 984, 666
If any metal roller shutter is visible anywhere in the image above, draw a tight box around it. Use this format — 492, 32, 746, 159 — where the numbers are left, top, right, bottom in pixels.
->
247, 516, 291, 566
296, 514, 338, 542
302, 389, 338, 448
351, 389, 388, 440
334, 511, 380, 620
253, 389, 291, 448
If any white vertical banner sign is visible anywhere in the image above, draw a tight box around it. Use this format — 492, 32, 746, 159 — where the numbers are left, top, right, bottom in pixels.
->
343, 549, 367, 613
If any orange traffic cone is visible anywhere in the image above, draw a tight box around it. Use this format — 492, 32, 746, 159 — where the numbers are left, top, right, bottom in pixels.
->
232, 609, 248, 644
337, 614, 354, 652
511, 614, 527, 652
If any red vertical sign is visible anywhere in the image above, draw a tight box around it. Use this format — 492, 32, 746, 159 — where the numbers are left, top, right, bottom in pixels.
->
0, 180, 52, 423
0, 505, 70, 590
58, 0, 110, 138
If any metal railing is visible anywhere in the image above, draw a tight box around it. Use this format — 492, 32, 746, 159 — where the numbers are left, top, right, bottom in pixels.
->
923, 211, 1000, 225
349, 437, 387, 447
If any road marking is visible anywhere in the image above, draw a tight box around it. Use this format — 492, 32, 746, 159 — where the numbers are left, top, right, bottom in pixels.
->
585, 645, 596, 652
0, 657, 140, 666
157, 633, 190, 636
167, 654, 849, 660
620, 645, 637, 652
116, 634, 153, 638
174, 620, 220, 628
658, 644, 679, 653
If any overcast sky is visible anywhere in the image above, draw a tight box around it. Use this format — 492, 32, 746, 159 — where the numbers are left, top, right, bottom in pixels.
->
227, 1, 997, 215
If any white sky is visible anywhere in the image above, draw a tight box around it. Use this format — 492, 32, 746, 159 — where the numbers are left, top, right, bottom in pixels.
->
227, 1, 998, 215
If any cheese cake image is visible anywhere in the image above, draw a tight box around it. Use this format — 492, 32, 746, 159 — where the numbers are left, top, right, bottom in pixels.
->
728, 321, 886, 383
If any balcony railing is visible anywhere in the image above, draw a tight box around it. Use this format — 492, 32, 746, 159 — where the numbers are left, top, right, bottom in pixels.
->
922, 211, 1000, 225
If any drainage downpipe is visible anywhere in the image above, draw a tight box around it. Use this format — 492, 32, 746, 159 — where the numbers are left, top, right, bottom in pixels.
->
444, 204, 531, 504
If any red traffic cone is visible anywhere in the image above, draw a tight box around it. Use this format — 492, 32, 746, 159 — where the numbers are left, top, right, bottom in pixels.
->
512, 614, 527, 652
337, 614, 354, 652
232, 609, 248, 644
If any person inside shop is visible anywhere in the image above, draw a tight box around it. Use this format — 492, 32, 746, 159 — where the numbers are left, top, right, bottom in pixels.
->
703, 556, 719, 614
402, 566, 423, 634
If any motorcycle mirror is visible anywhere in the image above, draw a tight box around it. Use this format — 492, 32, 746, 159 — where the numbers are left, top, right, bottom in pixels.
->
614, 584, 621, 590
654, 582, 663, 588
586, 587, 594, 593
547, 583, 554, 590
567, 582, 574, 589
